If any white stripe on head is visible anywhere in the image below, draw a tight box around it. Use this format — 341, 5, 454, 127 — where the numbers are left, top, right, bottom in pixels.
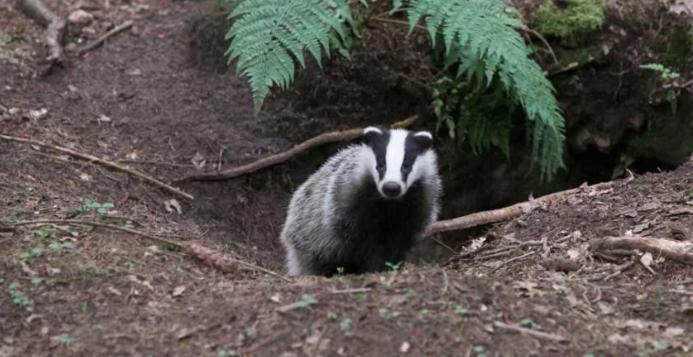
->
407, 149, 437, 188
382, 129, 408, 186
363, 127, 382, 135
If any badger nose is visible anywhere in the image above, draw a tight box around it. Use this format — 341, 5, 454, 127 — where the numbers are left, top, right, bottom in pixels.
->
381, 181, 402, 198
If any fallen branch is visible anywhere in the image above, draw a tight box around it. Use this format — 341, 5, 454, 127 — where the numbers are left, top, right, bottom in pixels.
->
77, 20, 134, 55
493, 321, 567, 343
591, 236, 693, 265
426, 181, 614, 236
0, 133, 194, 200
9, 219, 290, 281
178, 115, 418, 182
16, 0, 66, 66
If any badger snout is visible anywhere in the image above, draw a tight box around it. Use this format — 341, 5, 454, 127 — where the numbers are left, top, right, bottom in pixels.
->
380, 181, 403, 198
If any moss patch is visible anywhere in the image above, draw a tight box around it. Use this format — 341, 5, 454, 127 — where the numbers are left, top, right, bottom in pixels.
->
534, 0, 605, 41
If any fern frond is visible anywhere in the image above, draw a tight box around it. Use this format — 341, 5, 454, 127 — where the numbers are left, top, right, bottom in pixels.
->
226, 0, 352, 110
407, 0, 566, 180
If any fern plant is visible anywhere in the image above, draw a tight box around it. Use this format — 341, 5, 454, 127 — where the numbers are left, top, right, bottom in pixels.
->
226, 0, 566, 179
225, 0, 356, 109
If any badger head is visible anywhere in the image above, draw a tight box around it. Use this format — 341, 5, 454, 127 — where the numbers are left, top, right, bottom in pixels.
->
362, 127, 436, 199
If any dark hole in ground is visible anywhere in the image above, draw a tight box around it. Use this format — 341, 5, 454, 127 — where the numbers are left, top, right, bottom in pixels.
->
182, 11, 693, 274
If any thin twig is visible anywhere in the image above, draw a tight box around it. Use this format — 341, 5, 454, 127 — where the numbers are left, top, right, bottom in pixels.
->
492, 251, 536, 272
178, 116, 417, 182
11, 219, 182, 247
329, 287, 372, 294
518, 27, 559, 64
0, 133, 194, 199
493, 321, 567, 342
431, 236, 457, 254
77, 20, 134, 55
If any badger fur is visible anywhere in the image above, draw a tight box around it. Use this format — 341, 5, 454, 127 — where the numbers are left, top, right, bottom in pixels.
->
279, 127, 442, 276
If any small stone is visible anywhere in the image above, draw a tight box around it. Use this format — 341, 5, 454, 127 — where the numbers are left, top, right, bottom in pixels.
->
68, 9, 94, 25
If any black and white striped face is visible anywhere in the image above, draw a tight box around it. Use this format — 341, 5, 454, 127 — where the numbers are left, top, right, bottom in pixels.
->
362, 127, 435, 199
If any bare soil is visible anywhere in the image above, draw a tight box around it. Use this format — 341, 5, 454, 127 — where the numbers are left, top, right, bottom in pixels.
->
1, 0, 692, 356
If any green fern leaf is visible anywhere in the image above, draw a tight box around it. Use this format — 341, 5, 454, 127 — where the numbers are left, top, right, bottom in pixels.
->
226, 0, 353, 110
407, 0, 566, 180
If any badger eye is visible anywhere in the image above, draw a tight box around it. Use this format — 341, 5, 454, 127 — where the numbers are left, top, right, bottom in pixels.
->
401, 167, 411, 175
376, 164, 385, 172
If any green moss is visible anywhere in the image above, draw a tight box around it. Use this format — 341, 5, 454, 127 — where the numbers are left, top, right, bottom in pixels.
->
663, 25, 693, 69
534, 0, 605, 40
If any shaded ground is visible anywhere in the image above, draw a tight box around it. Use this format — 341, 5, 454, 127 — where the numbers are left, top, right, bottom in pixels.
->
1, 0, 692, 356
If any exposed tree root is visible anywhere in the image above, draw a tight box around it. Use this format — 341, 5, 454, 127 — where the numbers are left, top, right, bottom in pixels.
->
9, 219, 290, 281
0, 134, 194, 200
178, 115, 418, 182
77, 20, 134, 55
15, 0, 66, 68
591, 236, 693, 265
425, 181, 615, 236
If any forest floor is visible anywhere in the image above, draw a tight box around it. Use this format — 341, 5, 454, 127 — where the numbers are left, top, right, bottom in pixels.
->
1, 0, 693, 356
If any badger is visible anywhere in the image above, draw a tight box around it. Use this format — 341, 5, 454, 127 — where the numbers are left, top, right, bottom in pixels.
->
279, 126, 442, 276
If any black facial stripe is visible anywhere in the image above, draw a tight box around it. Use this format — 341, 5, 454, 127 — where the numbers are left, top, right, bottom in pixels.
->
401, 132, 430, 182
365, 130, 390, 180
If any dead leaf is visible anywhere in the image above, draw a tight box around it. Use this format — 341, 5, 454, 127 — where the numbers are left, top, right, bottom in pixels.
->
513, 281, 543, 297
640, 252, 656, 274
399, 341, 411, 353
78, 172, 92, 182
632, 223, 650, 234
28, 108, 48, 120
164, 199, 182, 214
269, 293, 282, 303
639, 202, 661, 212
126, 151, 139, 160
172, 285, 186, 297
191, 153, 206, 170
97, 114, 111, 124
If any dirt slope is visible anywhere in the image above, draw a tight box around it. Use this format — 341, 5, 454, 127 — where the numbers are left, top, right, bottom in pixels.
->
1, 0, 692, 356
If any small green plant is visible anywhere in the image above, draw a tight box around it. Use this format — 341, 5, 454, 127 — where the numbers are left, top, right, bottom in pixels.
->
339, 317, 353, 336
8, 282, 33, 309
640, 63, 681, 113
378, 307, 392, 318
640, 63, 681, 81
473, 345, 487, 357
78, 199, 115, 217
34, 229, 50, 239
385, 261, 401, 272
454, 304, 470, 316
534, 0, 604, 41
518, 318, 540, 330
55, 335, 76, 346
217, 349, 238, 357
336, 266, 345, 276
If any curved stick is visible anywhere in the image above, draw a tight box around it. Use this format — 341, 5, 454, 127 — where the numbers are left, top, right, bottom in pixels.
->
178, 115, 418, 182
0, 134, 194, 200
426, 181, 615, 236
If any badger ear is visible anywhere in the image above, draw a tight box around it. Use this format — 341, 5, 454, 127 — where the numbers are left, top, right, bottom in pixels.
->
412, 131, 433, 150
363, 127, 383, 145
